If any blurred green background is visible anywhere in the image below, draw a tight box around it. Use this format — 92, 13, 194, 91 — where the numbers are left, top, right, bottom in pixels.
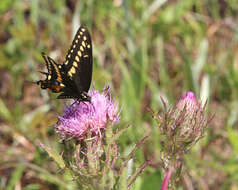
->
1, 0, 238, 189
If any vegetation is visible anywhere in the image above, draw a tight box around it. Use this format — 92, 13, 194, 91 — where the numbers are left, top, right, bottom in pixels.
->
1, 0, 238, 189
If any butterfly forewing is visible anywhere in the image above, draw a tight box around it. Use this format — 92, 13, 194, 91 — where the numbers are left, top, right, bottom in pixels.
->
62, 26, 92, 93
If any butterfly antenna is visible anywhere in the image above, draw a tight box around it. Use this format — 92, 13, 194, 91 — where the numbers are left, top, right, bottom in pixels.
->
39, 71, 48, 76
25, 80, 39, 85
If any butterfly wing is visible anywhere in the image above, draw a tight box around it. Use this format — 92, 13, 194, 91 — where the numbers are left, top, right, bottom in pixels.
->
41, 53, 63, 83
62, 26, 92, 93
37, 26, 93, 101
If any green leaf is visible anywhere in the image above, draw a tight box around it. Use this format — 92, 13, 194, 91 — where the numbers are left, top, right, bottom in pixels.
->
140, 171, 162, 190
192, 38, 209, 94
23, 184, 41, 190
38, 142, 65, 169
0, 98, 12, 121
0, 0, 14, 14
227, 127, 238, 155
6, 165, 25, 190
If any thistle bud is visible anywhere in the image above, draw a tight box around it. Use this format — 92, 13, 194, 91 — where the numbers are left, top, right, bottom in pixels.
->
154, 91, 210, 167
152, 91, 211, 189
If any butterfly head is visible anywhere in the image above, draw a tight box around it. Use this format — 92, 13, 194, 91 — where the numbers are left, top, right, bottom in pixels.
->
36, 80, 48, 89
37, 79, 62, 93
81, 91, 91, 102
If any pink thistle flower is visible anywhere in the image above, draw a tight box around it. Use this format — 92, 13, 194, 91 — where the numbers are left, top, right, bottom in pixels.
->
176, 91, 197, 112
55, 87, 119, 140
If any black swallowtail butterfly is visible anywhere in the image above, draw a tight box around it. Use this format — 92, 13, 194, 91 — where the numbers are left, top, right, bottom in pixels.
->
36, 26, 93, 102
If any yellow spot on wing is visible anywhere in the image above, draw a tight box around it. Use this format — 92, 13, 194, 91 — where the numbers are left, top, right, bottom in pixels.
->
78, 51, 82, 57
87, 44, 91, 48
70, 49, 73, 53
48, 75, 51, 80
73, 44, 76, 48
65, 60, 69, 65
52, 63, 62, 82
68, 67, 76, 76
83, 36, 87, 41
75, 56, 80, 62
81, 28, 86, 32
82, 41, 86, 47
73, 62, 78, 67
75, 39, 78, 43
80, 46, 84, 51
80, 32, 83, 35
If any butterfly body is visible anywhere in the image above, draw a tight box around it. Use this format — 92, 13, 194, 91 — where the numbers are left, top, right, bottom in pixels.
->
36, 26, 92, 102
